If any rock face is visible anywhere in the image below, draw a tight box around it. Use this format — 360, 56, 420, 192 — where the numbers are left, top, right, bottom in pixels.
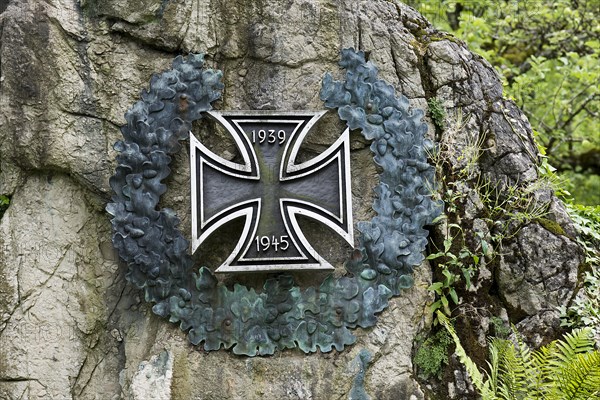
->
0, 1, 582, 399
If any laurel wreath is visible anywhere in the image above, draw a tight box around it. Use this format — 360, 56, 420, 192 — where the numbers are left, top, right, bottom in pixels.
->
107, 49, 441, 356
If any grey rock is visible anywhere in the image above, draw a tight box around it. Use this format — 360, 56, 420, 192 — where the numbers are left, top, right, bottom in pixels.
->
0, 0, 584, 399
131, 350, 173, 400
498, 224, 581, 317
514, 309, 564, 349
0, 174, 120, 399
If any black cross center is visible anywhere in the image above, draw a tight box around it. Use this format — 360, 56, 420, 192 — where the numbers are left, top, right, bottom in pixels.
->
192, 113, 352, 272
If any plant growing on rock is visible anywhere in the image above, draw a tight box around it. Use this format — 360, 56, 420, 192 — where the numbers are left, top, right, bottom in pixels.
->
0, 195, 9, 220
413, 329, 454, 380
560, 204, 600, 344
425, 108, 550, 325
438, 311, 600, 400
411, 0, 600, 205
427, 97, 446, 131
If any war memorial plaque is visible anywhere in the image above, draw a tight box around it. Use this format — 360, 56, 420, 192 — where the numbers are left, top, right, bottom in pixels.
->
190, 111, 353, 273
107, 49, 440, 355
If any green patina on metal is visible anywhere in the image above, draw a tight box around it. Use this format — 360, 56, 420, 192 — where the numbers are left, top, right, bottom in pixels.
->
106, 49, 441, 356
349, 349, 373, 400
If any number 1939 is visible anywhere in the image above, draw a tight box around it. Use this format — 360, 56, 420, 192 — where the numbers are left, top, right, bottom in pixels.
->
251, 129, 286, 144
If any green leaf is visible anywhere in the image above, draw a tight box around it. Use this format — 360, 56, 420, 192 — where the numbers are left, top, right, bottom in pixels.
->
481, 240, 489, 256
462, 269, 472, 289
437, 312, 494, 397
442, 269, 454, 285
449, 288, 459, 305
428, 282, 444, 293
443, 238, 452, 253
432, 214, 447, 224
459, 248, 471, 260
426, 252, 445, 260
441, 295, 449, 314
430, 300, 442, 313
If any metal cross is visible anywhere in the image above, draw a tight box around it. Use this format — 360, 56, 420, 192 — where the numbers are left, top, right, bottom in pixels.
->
190, 111, 353, 273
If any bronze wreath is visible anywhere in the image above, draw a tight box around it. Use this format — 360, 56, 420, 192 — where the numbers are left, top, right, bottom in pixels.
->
106, 48, 441, 356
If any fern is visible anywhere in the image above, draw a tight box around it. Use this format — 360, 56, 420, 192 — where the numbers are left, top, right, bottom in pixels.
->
496, 339, 522, 399
487, 342, 500, 398
551, 329, 600, 400
562, 352, 600, 399
497, 332, 536, 399
531, 344, 554, 398
436, 311, 495, 398
436, 314, 600, 400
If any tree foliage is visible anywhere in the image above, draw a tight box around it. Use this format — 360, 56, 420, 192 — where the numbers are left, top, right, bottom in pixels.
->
410, 0, 600, 205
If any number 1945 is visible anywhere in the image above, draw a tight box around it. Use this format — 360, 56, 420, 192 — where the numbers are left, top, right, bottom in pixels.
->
255, 235, 290, 252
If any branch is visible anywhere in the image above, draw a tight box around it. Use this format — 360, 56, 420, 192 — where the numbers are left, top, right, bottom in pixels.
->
557, 94, 599, 131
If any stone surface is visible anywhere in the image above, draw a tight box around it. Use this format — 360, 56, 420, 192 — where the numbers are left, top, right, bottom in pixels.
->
498, 224, 580, 317
132, 350, 173, 400
514, 309, 564, 349
0, 0, 583, 399
0, 174, 121, 399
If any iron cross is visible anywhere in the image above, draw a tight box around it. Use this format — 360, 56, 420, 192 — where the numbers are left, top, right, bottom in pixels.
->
190, 111, 353, 273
